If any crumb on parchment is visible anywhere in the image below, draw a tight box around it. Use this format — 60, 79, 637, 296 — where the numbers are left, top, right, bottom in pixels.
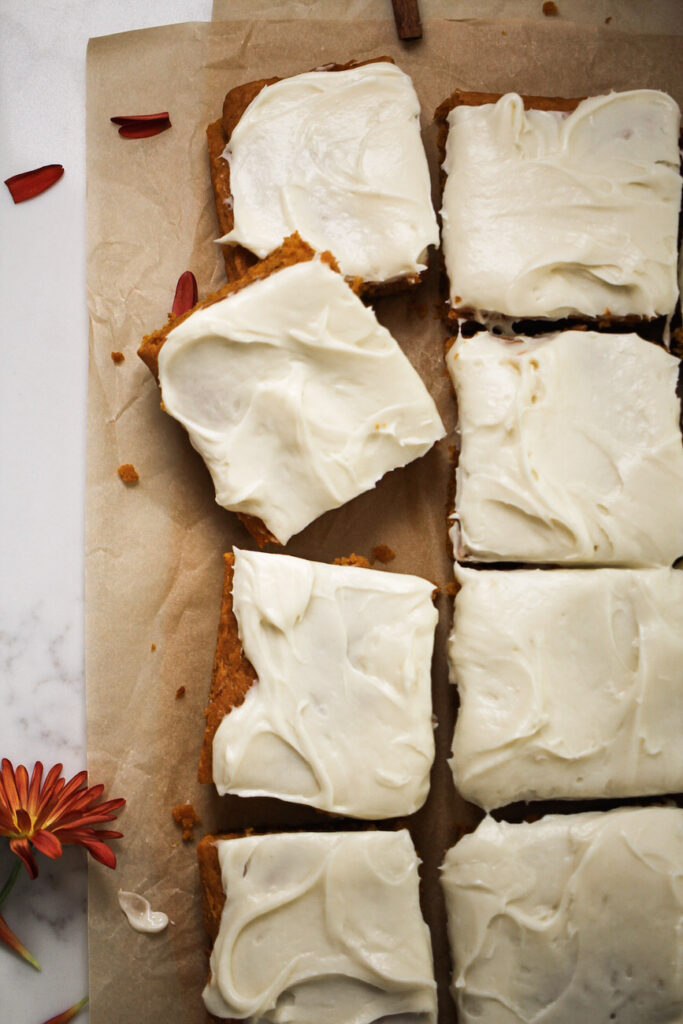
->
172, 803, 201, 842
111, 351, 125, 364
371, 544, 396, 565
542, 1, 558, 14
117, 463, 139, 484
333, 553, 370, 568
175, 686, 186, 700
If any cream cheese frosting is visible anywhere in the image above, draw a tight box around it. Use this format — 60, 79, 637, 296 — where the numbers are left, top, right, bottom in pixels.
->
447, 329, 683, 566
203, 830, 437, 1023
158, 258, 444, 544
218, 62, 439, 284
449, 565, 683, 810
441, 90, 682, 319
117, 890, 169, 934
211, 548, 437, 819
441, 808, 683, 1024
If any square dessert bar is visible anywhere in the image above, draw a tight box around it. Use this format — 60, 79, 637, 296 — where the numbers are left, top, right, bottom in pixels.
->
447, 329, 683, 566
449, 565, 683, 810
198, 549, 437, 820
138, 235, 444, 547
198, 829, 437, 1024
441, 808, 683, 1024
436, 89, 681, 323
208, 58, 439, 295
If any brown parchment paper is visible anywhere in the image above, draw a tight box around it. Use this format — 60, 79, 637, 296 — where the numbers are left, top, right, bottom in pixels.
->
86, 13, 683, 1024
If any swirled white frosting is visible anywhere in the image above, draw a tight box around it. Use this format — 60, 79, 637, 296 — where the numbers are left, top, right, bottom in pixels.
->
447, 329, 683, 566
441, 90, 681, 318
203, 830, 437, 1023
211, 548, 437, 818
158, 258, 444, 544
449, 565, 683, 810
218, 62, 439, 284
441, 808, 683, 1024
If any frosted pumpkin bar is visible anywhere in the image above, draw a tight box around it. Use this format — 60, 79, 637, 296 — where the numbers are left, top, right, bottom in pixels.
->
208, 58, 439, 294
198, 829, 437, 1024
436, 89, 681, 323
447, 329, 683, 566
198, 549, 437, 820
449, 565, 683, 810
139, 236, 444, 546
441, 808, 683, 1023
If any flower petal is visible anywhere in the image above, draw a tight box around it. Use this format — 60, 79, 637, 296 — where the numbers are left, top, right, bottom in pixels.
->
1, 759, 20, 811
31, 830, 63, 860
15, 808, 32, 833
172, 271, 198, 317
4, 165, 64, 203
0, 914, 41, 970
9, 837, 38, 879
26, 761, 44, 816
110, 111, 169, 125
14, 765, 29, 807
81, 840, 117, 869
40, 995, 89, 1024
110, 114, 172, 139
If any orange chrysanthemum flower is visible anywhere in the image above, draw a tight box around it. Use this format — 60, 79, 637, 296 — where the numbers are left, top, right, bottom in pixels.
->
0, 760, 125, 879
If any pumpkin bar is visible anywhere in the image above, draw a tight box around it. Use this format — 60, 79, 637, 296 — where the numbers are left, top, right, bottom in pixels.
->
198, 829, 437, 1024
441, 808, 683, 1023
446, 328, 683, 566
436, 89, 681, 325
199, 549, 437, 820
449, 565, 683, 810
208, 58, 439, 296
139, 235, 444, 547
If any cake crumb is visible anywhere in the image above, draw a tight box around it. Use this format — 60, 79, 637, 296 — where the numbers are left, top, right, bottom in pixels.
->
117, 463, 139, 484
110, 350, 125, 364
542, 1, 558, 14
172, 803, 201, 842
175, 686, 186, 700
150, 643, 156, 652
333, 553, 370, 568
371, 544, 396, 565
605, 15, 612, 23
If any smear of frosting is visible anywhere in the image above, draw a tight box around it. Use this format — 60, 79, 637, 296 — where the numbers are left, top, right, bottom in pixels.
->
117, 890, 169, 934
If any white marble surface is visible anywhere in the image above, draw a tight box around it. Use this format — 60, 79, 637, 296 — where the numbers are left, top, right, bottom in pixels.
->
0, 4, 210, 1021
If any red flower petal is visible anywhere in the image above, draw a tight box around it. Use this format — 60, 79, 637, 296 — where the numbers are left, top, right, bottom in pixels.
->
31, 830, 63, 860
4, 165, 64, 203
1, 759, 20, 809
110, 111, 169, 125
40, 995, 89, 1024
172, 271, 198, 317
81, 840, 117, 869
0, 914, 41, 970
15, 808, 32, 833
110, 113, 171, 139
9, 837, 38, 879
27, 762, 44, 816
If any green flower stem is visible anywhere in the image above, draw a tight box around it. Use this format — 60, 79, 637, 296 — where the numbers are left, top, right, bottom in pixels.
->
0, 860, 21, 909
